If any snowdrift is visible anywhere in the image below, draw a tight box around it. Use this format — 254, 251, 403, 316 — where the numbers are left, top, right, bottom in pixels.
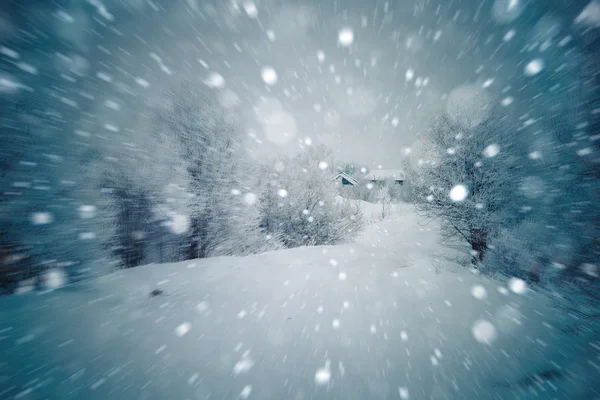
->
0, 210, 598, 400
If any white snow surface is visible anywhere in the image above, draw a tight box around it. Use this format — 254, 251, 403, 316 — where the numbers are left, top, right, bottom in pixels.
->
0, 206, 597, 399
335, 196, 406, 224
363, 169, 405, 181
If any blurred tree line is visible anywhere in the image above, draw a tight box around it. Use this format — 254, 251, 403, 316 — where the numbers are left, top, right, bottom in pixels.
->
0, 84, 364, 294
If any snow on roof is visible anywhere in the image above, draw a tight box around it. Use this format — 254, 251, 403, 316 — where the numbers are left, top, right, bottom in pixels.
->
364, 169, 405, 181
332, 172, 359, 185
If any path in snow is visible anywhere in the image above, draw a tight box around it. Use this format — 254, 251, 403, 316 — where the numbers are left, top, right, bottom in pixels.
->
0, 205, 597, 399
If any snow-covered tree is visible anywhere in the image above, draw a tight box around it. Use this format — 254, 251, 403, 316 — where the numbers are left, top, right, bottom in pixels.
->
99, 169, 155, 269
375, 178, 394, 220
339, 163, 358, 175
406, 111, 523, 263
259, 145, 364, 247
486, 77, 600, 283
149, 83, 276, 259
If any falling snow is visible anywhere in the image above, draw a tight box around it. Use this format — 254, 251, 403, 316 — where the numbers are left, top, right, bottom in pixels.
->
174, 322, 191, 337
314, 362, 332, 385
338, 28, 354, 46
0, 1, 597, 399
508, 278, 527, 294
483, 144, 500, 158
472, 320, 497, 344
449, 185, 468, 202
524, 59, 545, 76
261, 66, 278, 86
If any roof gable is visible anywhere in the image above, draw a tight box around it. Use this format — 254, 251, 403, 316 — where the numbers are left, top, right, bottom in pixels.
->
332, 172, 359, 185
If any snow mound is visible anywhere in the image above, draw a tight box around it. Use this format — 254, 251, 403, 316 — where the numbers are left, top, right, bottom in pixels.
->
0, 207, 596, 400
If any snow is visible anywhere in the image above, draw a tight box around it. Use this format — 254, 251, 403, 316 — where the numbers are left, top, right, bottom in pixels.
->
42, 269, 67, 291
0, 46, 19, 59
1, 1, 597, 398
30, 211, 53, 225
501, 96, 514, 106
233, 354, 254, 375
263, 110, 296, 144
253, 96, 282, 120
96, 71, 113, 83
483, 144, 500, 158
508, 277, 528, 294
338, 28, 354, 46
576, 0, 600, 27
260, 66, 278, 86
446, 85, 490, 127
492, 0, 524, 24
0, 74, 20, 93
335, 196, 408, 224
135, 77, 149, 88
205, 72, 225, 88
482, 78, 494, 88
449, 184, 468, 202
243, 192, 257, 204
524, 59, 545, 76
503, 29, 516, 42
170, 213, 190, 234
243, 1, 258, 18
0, 206, 596, 399
323, 110, 340, 127
398, 386, 410, 399
314, 362, 331, 385
471, 285, 488, 300
218, 89, 241, 108
363, 169, 405, 181
472, 320, 498, 344
332, 172, 359, 186
174, 322, 191, 337
239, 384, 252, 398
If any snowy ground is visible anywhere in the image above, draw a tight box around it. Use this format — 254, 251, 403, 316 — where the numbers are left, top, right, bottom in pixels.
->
358, 200, 403, 225
336, 196, 404, 225
1, 207, 599, 400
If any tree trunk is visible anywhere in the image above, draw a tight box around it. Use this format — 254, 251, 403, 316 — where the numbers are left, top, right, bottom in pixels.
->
187, 241, 198, 260
471, 240, 487, 263
187, 217, 209, 260
469, 228, 488, 264
187, 218, 200, 260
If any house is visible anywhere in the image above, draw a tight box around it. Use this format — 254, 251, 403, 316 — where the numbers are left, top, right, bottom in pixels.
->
332, 172, 359, 186
364, 169, 405, 185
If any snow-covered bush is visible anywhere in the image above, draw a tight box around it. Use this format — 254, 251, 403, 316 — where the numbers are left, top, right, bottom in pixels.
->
259, 146, 364, 247
148, 83, 279, 259
405, 110, 523, 264
100, 171, 156, 269
485, 222, 555, 281
337, 179, 376, 202
375, 179, 395, 219
482, 66, 600, 284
